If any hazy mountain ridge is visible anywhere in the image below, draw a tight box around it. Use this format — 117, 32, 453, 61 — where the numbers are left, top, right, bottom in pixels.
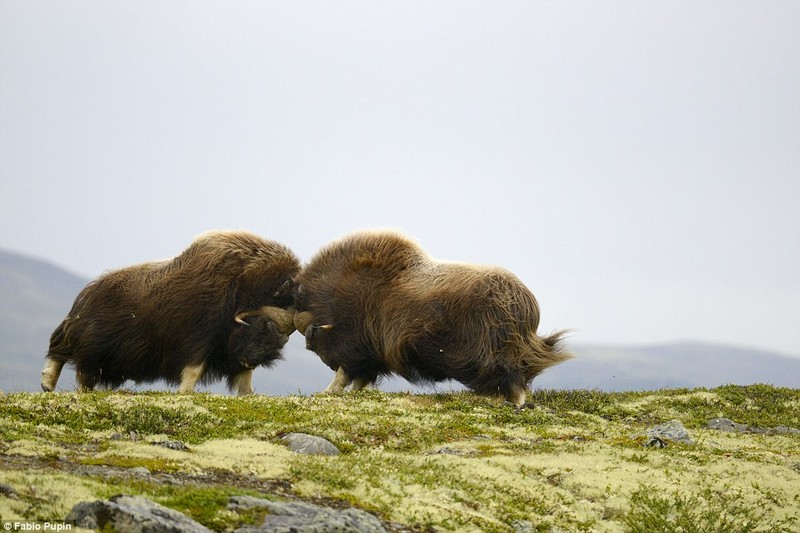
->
1, 248, 798, 394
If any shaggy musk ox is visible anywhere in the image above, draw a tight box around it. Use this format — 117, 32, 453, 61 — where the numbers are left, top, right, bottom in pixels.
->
41, 230, 300, 395
293, 231, 572, 406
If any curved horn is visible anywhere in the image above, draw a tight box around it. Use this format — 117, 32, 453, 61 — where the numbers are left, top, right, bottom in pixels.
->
293, 311, 314, 335
234, 306, 296, 335
259, 306, 296, 335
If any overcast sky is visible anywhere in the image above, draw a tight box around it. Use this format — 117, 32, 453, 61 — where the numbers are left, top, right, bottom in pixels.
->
1, 1, 798, 356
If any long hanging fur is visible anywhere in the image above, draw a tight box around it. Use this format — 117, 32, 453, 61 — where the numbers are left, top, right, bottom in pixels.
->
296, 230, 572, 405
42, 230, 300, 393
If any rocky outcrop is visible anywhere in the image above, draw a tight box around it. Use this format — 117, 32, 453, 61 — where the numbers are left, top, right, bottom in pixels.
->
66, 494, 211, 533
65, 494, 386, 533
229, 495, 386, 532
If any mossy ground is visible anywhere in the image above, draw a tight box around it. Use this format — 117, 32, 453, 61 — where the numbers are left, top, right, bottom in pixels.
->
0, 385, 798, 532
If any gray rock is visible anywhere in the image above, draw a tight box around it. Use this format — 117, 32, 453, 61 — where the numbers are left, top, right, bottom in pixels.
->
706, 417, 747, 432
644, 419, 694, 446
66, 494, 211, 533
772, 425, 800, 435
426, 446, 478, 457
129, 466, 151, 476
229, 496, 386, 533
0, 482, 19, 499
511, 519, 535, 532
706, 418, 800, 435
644, 436, 668, 448
110, 431, 140, 441
281, 433, 340, 456
151, 440, 190, 451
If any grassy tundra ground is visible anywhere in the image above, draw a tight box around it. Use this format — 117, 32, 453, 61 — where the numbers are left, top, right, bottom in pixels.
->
0, 385, 798, 532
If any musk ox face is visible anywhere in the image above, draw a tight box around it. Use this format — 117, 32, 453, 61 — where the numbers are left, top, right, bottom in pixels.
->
227, 315, 288, 370
295, 230, 572, 406
41, 230, 301, 396
229, 305, 296, 369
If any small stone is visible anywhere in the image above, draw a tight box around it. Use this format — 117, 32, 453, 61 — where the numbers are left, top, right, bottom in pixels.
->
0, 483, 19, 499
644, 419, 694, 446
151, 440, 189, 451
645, 436, 668, 448
706, 418, 800, 435
511, 519, 535, 533
128, 466, 151, 476
281, 433, 340, 456
427, 446, 478, 457
706, 418, 744, 432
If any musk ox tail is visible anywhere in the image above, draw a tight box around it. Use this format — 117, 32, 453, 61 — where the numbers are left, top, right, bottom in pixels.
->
489, 329, 571, 406
523, 329, 573, 379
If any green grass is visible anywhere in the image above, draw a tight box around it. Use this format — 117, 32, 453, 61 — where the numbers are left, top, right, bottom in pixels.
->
1, 385, 798, 531
624, 484, 798, 533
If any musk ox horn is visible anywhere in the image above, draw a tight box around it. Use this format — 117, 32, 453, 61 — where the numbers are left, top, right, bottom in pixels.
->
292, 311, 333, 335
293, 311, 313, 334
235, 306, 296, 335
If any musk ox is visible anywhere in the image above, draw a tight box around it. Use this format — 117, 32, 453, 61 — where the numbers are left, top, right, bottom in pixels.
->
41, 230, 300, 395
293, 231, 571, 406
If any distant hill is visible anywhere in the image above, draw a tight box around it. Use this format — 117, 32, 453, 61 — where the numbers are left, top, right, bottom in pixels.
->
1, 249, 798, 394
0, 249, 88, 392
535, 342, 800, 391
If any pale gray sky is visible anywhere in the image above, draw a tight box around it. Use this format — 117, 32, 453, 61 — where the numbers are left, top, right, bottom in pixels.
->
2, 1, 799, 355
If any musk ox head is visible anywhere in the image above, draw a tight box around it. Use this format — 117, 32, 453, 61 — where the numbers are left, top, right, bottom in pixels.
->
230, 305, 296, 369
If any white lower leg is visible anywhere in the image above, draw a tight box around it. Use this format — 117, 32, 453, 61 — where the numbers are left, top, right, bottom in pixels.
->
323, 367, 352, 393
41, 357, 65, 392
232, 369, 254, 396
350, 377, 373, 391
179, 362, 205, 393
506, 388, 527, 407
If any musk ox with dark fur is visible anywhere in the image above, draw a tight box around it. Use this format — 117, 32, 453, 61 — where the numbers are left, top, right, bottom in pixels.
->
41, 230, 300, 395
293, 231, 571, 406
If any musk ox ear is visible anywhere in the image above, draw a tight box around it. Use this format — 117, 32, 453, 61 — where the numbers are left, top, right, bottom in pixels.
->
235, 306, 296, 335
273, 278, 293, 299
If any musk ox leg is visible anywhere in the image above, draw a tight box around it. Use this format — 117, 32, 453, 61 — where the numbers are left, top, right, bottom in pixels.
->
179, 362, 205, 394
350, 377, 373, 392
75, 369, 96, 392
40, 356, 65, 392
505, 388, 527, 408
322, 367, 352, 393
231, 369, 254, 396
